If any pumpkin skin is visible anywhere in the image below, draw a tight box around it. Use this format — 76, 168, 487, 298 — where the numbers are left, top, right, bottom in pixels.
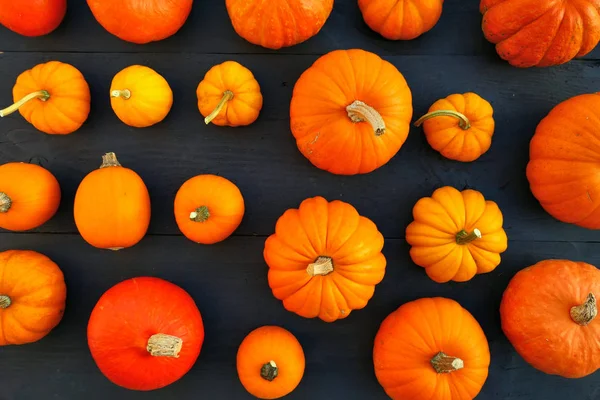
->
290, 49, 413, 175
0, 162, 61, 231
88, 277, 204, 391
197, 61, 263, 127
110, 65, 173, 128
0, 61, 91, 135
0, 250, 66, 346
373, 297, 490, 400
87, 0, 193, 44
406, 186, 508, 283
264, 196, 386, 322
415, 93, 495, 162
237, 326, 305, 399
74, 153, 151, 250
225, 0, 333, 49
500, 259, 600, 378
0, 0, 66, 37
480, 0, 600, 68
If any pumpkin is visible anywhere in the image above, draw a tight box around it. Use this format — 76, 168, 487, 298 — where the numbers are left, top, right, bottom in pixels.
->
87, 0, 193, 44
358, 0, 444, 40
225, 0, 334, 49
406, 186, 508, 283
480, 0, 600, 68
500, 259, 600, 378
373, 297, 490, 400
0, 0, 66, 37
0, 250, 66, 346
414, 93, 495, 162
88, 277, 204, 391
174, 174, 245, 244
0, 162, 61, 231
196, 61, 263, 127
264, 196, 386, 322
0, 61, 91, 135
237, 326, 305, 399
110, 65, 173, 128
74, 152, 151, 250
290, 49, 413, 175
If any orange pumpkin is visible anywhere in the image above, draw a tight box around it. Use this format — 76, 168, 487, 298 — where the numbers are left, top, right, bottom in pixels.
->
237, 326, 305, 399
74, 152, 151, 250
406, 186, 508, 283
500, 259, 600, 378
0, 250, 66, 346
0, 61, 91, 134
225, 0, 334, 49
264, 196, 386, 322
373, 297, 490, 400
0, 162, 61, 231
414, 93, 495, 162
290, 49, 413, 175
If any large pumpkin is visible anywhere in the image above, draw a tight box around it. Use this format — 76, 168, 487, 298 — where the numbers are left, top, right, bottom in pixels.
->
264, 196, 386, 322
0, 0, 66, 37
500, 259, 600, 378
290, 49, 413, 175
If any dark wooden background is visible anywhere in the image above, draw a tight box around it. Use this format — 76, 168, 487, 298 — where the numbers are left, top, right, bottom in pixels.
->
1, 1, 599, 399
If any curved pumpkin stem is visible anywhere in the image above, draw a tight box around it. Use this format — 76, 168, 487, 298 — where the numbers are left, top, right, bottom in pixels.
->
147, 333, 183, 357
456, 229, 481, 245
0, 295, 11, 309
346, 100, 386, 136
205, 90, 234, 125
307, 256, 334, 277
0, 192, 11, 213
0, 90, 51, 118
190, 206, 210, 222
100, 152, 122, 169
414, 109, 471, 130
570, 293, 597, 326
111, 89, 132, 100
431, 352, 464, 373
260, 360, 278, 381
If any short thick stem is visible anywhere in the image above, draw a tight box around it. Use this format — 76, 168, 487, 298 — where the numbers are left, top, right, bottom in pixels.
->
570, 293, 597, 326
0, 90, 51, 118
0, 295, 11, 309
414, 110, 471, 130
100, 152, 121, 168
111, 89, 131, 100
346, 100, 386, 136
205, 90, 234, 125
0, 192, 11, 213
147, 333, 183, 357
431, 352, 464, 373
190, 206, 210, 223
260, 360, 278, 381
307, 256, 334, 277
456, 229, 482, 245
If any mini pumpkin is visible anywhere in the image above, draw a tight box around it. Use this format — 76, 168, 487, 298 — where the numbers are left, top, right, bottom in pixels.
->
406, 186, 508, 283
0, 0, 66, 37
237, 326, 305, 399
374, 297, 490, 400
264, 196, 386, 322
74, 153, 151, 250
0, 250, 66, 346
290, 49, 413, 175
0, 61, 91, 135
415, 93, 495, 162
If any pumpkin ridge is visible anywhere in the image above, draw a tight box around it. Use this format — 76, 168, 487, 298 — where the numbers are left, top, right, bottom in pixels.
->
485, 1, 560, 44
538, 5, 571, 64
8, 311, 54, 334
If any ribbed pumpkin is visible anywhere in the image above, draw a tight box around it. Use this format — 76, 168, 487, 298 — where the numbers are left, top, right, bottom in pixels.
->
0, 0, 66, 37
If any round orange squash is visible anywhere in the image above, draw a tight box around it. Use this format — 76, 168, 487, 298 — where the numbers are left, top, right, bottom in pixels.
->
0, 250, 66, 346
290, 49, 413, 175
264, 196, 386, 322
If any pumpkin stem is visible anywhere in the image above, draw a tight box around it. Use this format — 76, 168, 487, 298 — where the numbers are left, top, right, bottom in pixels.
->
147, 333, 183, 358
190, 206, 210, 223
0, 192, 11, 213
0, 295, 11, 309
414, 110, 471, 130
307, 256, 334, 277
0, 90, 51, 118
431, 352, 464, 373
456, 229, 482, 245
260, 360, 278, 381
110, 89, 132, 100
346, 100, 386, 136
205, 90, 234, 125
570, 293, 597, 326
100, 152, 122, 168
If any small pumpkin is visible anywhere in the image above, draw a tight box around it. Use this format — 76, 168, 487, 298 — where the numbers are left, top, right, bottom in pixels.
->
358, 0, 444, 40
406, 186, 508, 283
196, 61, 263, 127
373, 297, 490, 400
264, 196, 386, 322
237, 326, 305, 399
0, 162, 61, 231
74, 152, 151, 250
0, 61, 91, 135
414, 93, 495, 162
88, 277, 204, 391
290, 49, 413, 175
0, 0, 66, 37
500, 259, 600, 378
225, 0, 333, 49
110, 65, 173, 128
0, 250, 66, 346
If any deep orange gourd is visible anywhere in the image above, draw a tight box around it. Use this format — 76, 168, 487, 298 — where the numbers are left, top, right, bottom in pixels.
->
415, 93, 495, 162
0, 61, 91, 135
0, 0, 66, 37
74, 153, 151, 250
225, 0, 333, 49
500, 259, 600, 378
237, 326, 305, 399
480, 0, 600, 68
264, 196, 386, 322
0, 250, 66, 346
290, 49, 413, 175
0, 162, 61, 231
406, 186, 508, 283
88, 277, 204, 391
373, 297, 491, 400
